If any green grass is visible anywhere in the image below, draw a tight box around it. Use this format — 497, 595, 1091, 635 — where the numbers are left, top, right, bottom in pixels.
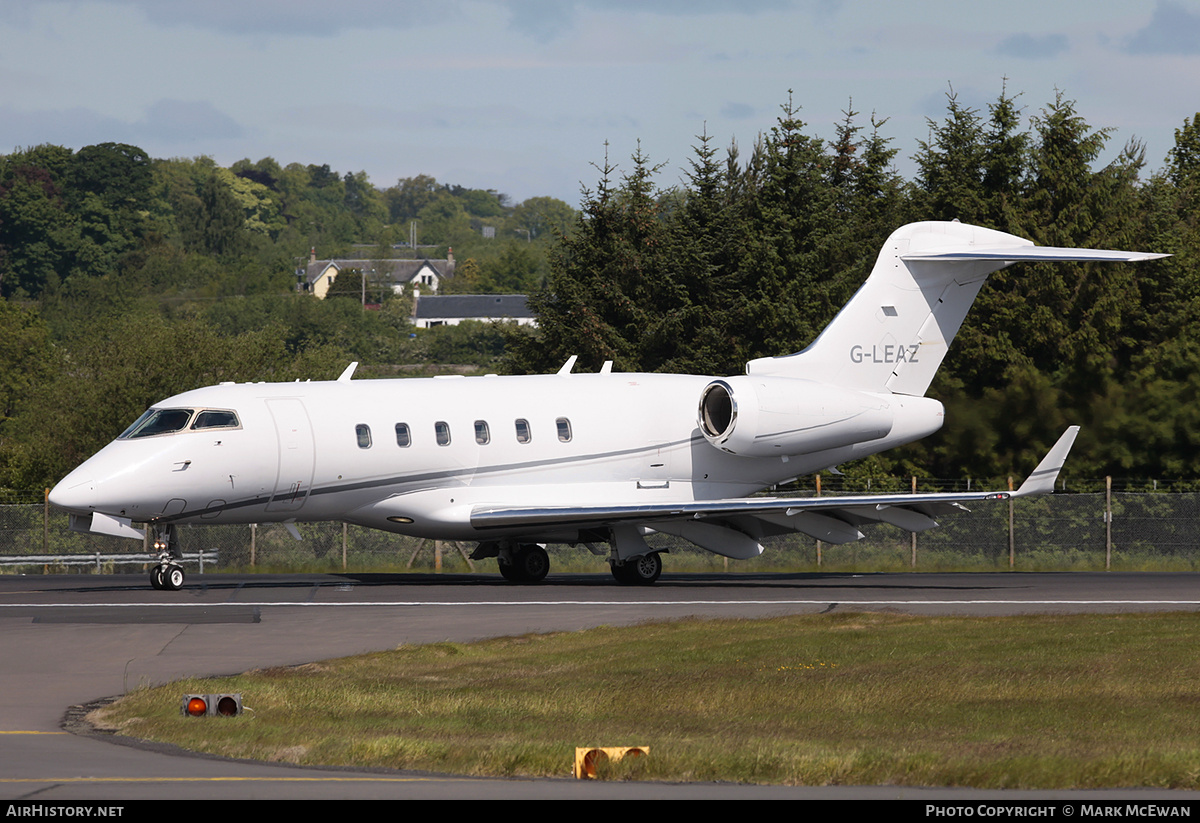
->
90, 612, 1200, 787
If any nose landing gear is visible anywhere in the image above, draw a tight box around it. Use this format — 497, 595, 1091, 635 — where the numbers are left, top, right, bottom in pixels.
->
148, 525, 185, 591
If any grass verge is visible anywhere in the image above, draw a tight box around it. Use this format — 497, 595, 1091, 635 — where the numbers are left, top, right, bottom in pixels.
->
90, 612, 1200, 788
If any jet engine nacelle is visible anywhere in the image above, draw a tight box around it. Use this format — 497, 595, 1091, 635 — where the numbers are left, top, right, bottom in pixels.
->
697, 376, 895, 457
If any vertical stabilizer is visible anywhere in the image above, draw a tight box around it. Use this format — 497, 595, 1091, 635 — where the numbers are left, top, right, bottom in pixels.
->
746, 221, 1165, 397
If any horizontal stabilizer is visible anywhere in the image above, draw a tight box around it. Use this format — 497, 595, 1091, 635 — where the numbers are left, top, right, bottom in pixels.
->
902, 247, 1169, 263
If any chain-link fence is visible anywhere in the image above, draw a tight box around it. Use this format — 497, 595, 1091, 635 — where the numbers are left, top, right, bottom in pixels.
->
4, 488, 1200, 575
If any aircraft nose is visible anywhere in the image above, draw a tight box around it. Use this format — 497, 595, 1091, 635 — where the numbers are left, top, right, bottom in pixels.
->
47, 476, 97, 514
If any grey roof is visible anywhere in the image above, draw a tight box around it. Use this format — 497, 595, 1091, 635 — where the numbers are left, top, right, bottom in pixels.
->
305, 258, 454, 286
414, 294, 532, 320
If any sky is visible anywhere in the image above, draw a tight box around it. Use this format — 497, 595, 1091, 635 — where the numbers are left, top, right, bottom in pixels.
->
2, 0, 1198, 206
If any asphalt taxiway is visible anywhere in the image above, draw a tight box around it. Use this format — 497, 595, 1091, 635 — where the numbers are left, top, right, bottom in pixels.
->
4, 570, 1200, 800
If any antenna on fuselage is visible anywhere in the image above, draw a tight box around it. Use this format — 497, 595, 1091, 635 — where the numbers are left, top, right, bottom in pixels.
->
337, 362, 359, 382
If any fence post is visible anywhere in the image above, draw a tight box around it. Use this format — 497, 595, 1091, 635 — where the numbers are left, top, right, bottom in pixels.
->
43, 488, 49, 555
342, 521, 348, 570
814, 474, 822, 567
1008, 475, 1015, 569
1105, 476, 1112, 570
910, 476, 917, 568
250, 523, 257, 567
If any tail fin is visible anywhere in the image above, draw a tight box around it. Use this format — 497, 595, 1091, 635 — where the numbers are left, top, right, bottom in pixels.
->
746, 221, 1166, 396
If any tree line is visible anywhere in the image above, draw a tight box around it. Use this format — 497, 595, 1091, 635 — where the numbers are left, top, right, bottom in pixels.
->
0, 145, 564, 491
505, 89, 1200, 482
3, 86, 1200, 490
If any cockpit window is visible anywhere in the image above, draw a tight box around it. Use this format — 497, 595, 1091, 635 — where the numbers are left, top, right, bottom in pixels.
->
192, 410, 240, 430
120, 408, 194, 439
119, 407, 241, 439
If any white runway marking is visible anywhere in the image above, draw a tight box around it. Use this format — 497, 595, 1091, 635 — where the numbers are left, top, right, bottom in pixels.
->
4, 599, 1200, 608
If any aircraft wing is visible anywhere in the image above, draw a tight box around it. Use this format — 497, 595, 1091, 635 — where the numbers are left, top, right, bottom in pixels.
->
470, 427, 1079, 558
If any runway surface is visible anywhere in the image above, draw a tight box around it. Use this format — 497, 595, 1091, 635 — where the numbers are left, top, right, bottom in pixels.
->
4, 570, 1200, 800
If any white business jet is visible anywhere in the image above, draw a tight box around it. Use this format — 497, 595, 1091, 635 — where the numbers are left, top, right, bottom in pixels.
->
48, 221, 1166, 589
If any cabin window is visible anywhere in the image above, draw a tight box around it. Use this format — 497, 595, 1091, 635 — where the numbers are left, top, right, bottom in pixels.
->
435, 421, 451, 446
395, 423, 411, 447
355, 424, 372, 449
515, 418, 531, 444
474, 420, 490, 445
192, 410, 240, 430
121, 408, 194, 439
556, 417, 572, 442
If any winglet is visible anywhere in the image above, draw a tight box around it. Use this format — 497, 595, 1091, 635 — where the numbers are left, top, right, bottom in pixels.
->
1014, 426, 1080, 497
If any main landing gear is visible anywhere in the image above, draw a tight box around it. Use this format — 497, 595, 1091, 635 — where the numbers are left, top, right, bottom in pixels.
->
607, 524, 663, 585
498, 543, 550, 583
149, 524, 185, 591
610, 552, 662, 585
474, 539, 663, 585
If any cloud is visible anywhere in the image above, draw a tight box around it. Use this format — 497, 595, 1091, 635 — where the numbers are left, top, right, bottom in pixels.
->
0, 2, 37, 25
585, 0, 794, 12
0, 100, 244, 153
995, 32, 1068, 59
1125, 1, 1200, 55
504, 0, 579, 42
3, 0, 797, 41
138, 100, 245, 143
0, 105, 134, 150
721, 102, 756, 120
0, 0, 453, 37
502, 0, 797, 42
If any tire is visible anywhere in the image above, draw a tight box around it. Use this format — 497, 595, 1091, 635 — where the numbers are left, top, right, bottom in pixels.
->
163, 565, 185, 591
612, 553, 661, 585
498, 559, 520, 581
150, 566, 165, 590
628, 552, 662, 584
609, 561, 631, 584
514, 544, 549, 583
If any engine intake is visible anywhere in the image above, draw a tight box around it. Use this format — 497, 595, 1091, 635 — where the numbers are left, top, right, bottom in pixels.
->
698, 376, 894, 457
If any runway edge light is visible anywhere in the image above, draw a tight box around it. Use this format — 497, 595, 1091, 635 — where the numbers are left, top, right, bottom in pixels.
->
182, 694, 243, 717
574, 746, 648, 779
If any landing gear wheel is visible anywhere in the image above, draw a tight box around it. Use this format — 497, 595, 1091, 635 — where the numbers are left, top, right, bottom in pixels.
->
513, 544, 550, 583
611, 552, 662, 585
610, 561, 631, 584
149, 523, 182, 591
163, 565, 185, 591
499, 545, 549, 582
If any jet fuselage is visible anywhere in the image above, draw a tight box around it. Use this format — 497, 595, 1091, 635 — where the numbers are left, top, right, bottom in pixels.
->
49, 372, 943, 543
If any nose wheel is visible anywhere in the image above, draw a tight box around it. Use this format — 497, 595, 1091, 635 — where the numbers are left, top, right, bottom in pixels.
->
148, 524, 184, 590
150, 563, 185, 590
